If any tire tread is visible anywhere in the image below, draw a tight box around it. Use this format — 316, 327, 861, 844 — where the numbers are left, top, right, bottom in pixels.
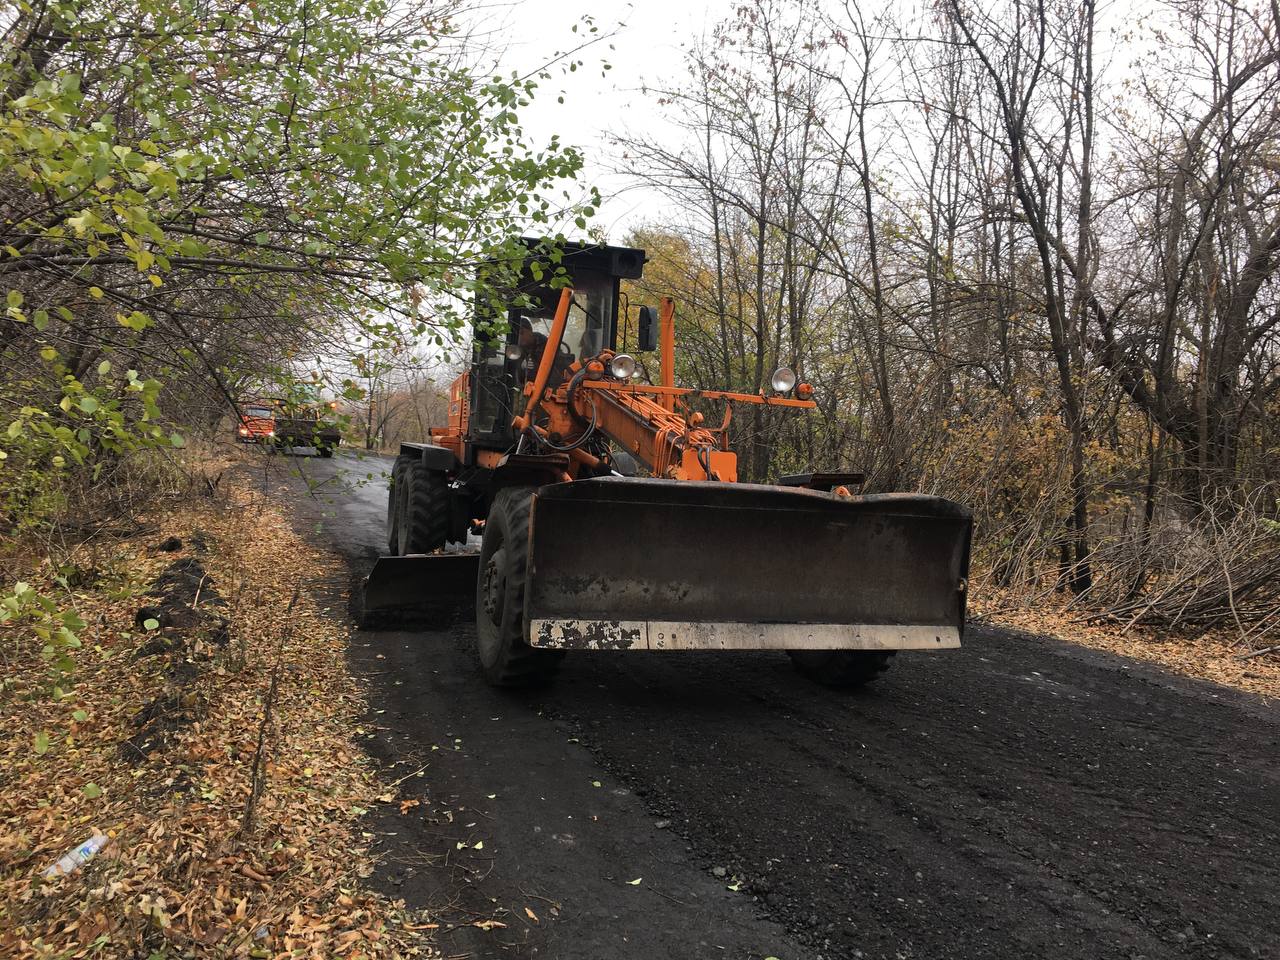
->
399, 460, 449, 555
476, 486, 562, 686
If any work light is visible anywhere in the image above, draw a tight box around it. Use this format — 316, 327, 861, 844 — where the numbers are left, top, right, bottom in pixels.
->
610, 354, 637, 379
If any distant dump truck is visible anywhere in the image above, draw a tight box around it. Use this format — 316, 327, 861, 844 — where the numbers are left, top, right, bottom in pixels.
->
236, 398, 341, 457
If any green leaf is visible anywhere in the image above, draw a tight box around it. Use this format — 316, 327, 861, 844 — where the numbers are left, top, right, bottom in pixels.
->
82, 783, 102, 799
34, 731, 49, 755
72, 709, 88, 722
79, 396, 98, 413
143, 618, 159, 630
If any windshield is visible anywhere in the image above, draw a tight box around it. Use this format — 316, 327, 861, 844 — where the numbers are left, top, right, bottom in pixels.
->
510, 272, 612, 366
245, 406, 273, 418
515, 303, 588, 361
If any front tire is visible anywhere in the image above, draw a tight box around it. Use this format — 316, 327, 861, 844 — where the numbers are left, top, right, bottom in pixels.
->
474, 486, 562, 687
789, 650, 895, 689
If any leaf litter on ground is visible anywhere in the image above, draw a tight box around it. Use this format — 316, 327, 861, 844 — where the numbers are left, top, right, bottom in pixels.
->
0, 477, 439, 958
972, 586, 1280, 701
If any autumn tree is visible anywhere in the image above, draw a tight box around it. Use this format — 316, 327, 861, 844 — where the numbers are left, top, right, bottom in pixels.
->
628, 0, 1280, 629
0, 0, 598, 526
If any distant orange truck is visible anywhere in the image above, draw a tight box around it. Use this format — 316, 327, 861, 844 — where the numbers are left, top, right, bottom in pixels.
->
236, 398, 340, 457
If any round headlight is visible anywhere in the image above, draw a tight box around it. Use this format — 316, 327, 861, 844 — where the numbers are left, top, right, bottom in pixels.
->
504, 343, 523, 361
771, 366, 797, 394
610, 353, 637, 379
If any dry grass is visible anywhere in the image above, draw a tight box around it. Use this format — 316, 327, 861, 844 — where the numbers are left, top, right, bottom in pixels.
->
973, 587, 1280, 702
0, 477, 435, 959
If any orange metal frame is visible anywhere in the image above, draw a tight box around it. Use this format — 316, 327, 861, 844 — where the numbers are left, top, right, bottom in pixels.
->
427, 286, 813, 484
524, 288, 812, 482
576, 382, 816, 409
569, 380, 738, 481
513, 287, 573, 434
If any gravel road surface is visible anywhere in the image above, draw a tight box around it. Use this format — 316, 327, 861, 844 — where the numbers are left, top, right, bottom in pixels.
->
255, 449, 1280, 960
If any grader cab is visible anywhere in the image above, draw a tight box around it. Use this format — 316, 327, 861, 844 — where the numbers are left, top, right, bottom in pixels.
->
364, 239, 971, 688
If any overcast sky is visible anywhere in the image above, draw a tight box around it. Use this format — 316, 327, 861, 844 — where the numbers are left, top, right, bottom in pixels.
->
478, 0, 1165, 248
485, 0, 729, 240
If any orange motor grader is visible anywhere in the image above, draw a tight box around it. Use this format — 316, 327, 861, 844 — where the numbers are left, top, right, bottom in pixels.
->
364, 240, 971, 688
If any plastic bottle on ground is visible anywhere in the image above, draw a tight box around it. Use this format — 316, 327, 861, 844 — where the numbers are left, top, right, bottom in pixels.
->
42, 831, 109, 879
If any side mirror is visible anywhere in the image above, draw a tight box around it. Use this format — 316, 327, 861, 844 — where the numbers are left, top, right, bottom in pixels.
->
637, 305, 659, 352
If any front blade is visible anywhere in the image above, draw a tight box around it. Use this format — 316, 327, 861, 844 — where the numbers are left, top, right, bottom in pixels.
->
358, 554, 479, 629
525, 478, 971, 651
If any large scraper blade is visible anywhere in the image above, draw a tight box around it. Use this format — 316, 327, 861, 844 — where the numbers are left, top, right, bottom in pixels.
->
525, 478, 971, 651
359, 554, 479, 629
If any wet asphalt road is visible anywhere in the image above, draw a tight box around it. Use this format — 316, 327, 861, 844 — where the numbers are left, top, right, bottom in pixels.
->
255, 449, 1280, 960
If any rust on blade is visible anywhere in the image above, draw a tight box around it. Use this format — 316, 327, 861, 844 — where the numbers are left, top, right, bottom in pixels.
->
534, 618, 643, 650
529, 619, 962, 651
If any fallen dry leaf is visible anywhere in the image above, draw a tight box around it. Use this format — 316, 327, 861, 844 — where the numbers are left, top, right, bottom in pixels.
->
0, 471, 441, 959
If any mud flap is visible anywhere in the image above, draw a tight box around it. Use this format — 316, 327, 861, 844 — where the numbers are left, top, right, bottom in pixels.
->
358, 554, 479, 629
524, 478, 971, 651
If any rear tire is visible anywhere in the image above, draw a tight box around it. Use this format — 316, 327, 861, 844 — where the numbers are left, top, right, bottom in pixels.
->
474, 486, 562, 687
386, 455, 411, 554
397, 460, 449, 556
789, 650, 895, 689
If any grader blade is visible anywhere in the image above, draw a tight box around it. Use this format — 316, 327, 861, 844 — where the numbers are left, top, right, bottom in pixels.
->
359, 554, 479, 629
525, 478, 971, 651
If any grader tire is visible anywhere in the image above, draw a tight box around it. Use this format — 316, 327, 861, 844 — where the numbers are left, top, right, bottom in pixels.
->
789, 650, 895, 689
475, 486, 563, 687
397, 460, 449, 556
386, 455, 411, 554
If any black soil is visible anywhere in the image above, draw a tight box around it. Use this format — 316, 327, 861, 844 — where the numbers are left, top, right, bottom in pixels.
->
258, 451, 1280, 960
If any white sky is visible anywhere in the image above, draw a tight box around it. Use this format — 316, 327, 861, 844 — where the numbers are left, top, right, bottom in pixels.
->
483, 0, 730, 241
479, 0, 1168, 249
